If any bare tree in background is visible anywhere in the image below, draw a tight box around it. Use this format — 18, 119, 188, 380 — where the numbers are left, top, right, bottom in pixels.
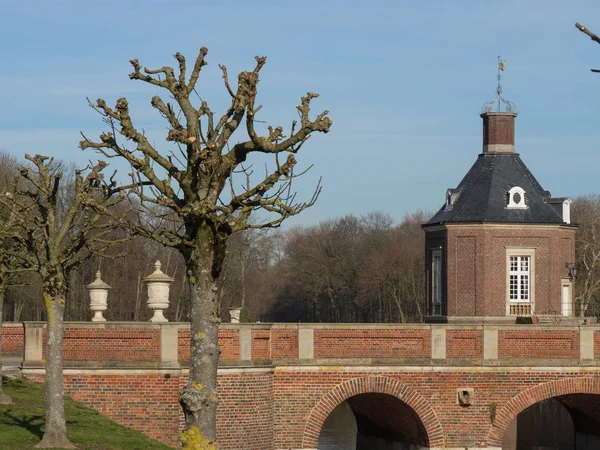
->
269, 212, 428, 323
1, 155, 124, 448
0, 151, 29, 405
81, 48, 331, 447
572, 195, 600, 316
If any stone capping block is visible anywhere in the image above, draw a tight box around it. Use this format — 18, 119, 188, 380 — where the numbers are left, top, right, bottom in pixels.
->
240, 327, 252, 360
23, 322, 43, 365
431, 328, 446, 359
483, 327, 498, 360
160, 323, 180, 366
579, 326, 594, 360
298, 328, 314, 359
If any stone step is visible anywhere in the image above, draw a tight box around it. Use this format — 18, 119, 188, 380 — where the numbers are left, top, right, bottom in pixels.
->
1, 365, 22, 380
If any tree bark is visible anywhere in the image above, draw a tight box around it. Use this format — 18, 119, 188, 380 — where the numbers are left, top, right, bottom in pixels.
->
178, 227, 222, 449
35, 290, 75, 449
0, 283, 13, 405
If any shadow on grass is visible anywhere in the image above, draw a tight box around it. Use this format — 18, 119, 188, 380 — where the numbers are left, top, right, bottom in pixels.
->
2, 411, 44, 439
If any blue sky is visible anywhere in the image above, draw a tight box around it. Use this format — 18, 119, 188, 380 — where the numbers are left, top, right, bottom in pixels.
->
2, 0, 600, 227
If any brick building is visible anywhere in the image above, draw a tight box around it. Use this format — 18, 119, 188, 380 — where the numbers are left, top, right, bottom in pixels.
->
423, 110, 577, 321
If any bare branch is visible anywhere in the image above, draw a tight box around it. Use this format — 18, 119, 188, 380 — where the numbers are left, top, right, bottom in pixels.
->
576, 22, 600, 44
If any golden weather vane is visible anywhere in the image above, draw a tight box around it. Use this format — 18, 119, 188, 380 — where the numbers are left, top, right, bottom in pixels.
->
481, 55, 517, 114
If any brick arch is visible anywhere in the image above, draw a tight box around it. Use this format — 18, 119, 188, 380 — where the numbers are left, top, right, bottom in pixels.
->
487, 377, 600, 447
301, 375, 444, 449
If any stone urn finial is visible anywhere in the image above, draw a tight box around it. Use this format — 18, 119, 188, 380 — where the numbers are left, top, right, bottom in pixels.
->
144, 260, 174, 323
229, 308, 241, 324
86, 270, 111, 322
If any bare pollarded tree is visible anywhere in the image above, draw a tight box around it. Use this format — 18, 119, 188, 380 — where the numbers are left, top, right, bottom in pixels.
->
1, 155, 125, 448
81, 48, 331, 447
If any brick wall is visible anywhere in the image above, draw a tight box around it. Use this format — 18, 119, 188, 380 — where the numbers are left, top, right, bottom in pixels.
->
1, 323, 23, 357
6, 323, 599, 364
63, 327, 161, 362
498, 329, 579, 359
251, 329, 271, 360
270, 328, 298, 358
27, 371, 274, 449
217, 372, 273, 449
482, 113, 515, 146
272, 370, 600, 449
313, 328, 431, 359
13, 322, 600, 449
446, 329, 483, 359
178, 326, 241, 363
443, 225, 576, 317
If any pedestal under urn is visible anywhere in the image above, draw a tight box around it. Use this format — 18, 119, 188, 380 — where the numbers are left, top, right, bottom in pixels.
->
144, 260, 174, 323
86, 271, 111, 322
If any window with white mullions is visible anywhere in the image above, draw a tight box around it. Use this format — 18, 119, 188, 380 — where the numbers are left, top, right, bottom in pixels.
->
509, 255, 530, 302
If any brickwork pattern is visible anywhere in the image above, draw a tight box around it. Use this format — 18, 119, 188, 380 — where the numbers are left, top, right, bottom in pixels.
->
251, 329, 271, 360
300, 375, 443, 448
1, 324, 23, 357
270, 328, 298, 358
482, 113, 515, 146
8, 323, 600, 448
313, 329, 431, 358
27, 371, 274, 449
178, 327, 240, 362
487, 377, 600, 446
62, 328, 161, 361
443, 226, 576, 317
217, 372, 274, 449
446, 329, 483, 359
273, 371, 600, 449
498, 330, 579, 359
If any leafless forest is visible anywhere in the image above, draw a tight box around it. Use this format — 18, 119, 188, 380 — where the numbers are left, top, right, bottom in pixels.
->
1, 152, 599, 324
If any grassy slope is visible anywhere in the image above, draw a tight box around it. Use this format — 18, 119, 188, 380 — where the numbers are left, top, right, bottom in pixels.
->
0, 376, 173, 450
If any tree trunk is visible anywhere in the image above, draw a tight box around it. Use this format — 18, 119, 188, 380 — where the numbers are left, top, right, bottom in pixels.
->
35, 291, 75, 449
0, 283, 13, 405
179, 228, 223, 450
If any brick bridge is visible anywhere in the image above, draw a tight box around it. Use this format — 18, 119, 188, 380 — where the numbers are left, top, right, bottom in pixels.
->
3, 321, 600, 449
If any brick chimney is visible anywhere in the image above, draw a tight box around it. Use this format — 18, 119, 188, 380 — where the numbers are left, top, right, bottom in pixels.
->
480, 112, 517, 154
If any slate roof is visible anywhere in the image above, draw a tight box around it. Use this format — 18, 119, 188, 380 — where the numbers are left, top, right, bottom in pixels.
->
425, 153, 565, 225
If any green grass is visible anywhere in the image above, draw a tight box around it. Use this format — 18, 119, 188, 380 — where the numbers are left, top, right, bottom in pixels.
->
0, 377, 173, 450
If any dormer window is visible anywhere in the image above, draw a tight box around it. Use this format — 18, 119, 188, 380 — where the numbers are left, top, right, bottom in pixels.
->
507, 186, 527, 209
562, 198, 572, 224
445, 189, 460, 211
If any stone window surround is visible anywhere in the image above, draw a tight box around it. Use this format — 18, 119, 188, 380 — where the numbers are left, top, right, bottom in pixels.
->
505, 247, 536, 315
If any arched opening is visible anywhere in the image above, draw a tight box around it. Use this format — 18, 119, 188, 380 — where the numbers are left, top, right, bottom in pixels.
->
318, 393, 429, 450
501, 394, 600, 450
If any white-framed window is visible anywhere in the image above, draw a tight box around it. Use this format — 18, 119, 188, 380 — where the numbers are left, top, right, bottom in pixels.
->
506, 247, 536, 315
431, 248, 442, 315
509, 256, 530, 302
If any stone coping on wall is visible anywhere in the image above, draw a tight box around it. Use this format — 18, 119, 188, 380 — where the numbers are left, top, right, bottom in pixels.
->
10, 321, 600, 330
5, 321, 600, 369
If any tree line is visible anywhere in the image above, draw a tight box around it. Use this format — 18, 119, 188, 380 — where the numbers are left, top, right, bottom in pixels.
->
5, 197, 600, 326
